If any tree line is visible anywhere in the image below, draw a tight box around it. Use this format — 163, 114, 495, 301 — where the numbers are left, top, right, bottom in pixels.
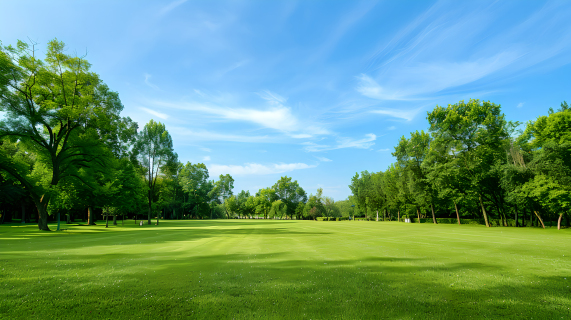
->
0, 39, 348, 230
349, 99, 571, 230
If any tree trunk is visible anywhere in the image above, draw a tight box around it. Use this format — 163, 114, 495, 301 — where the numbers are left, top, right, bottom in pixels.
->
416, 207, 421, 223
19, 202, 25, 224
148, 190, 152, 225
87, 207, 96, 225
479, 195, 490, 227
398, 209, 400, 222
557, 213, 563, 230
113, 215, 117, 225
454, 201, 461, 225
105, 214, 109, 228
376, 210, 378, 222
431, 203, 437, 224
35, 198, 50, 231
56, 212, 61, 231
533, 210, 545, 229
514, 204, 519, 227
156, 209, 160, 225
522, 206, 526, 227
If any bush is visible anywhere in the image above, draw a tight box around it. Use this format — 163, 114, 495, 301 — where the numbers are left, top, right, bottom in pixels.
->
316, 217, 327, 221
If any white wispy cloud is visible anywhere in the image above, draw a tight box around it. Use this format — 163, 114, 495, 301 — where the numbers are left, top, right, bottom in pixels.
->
387, 126, 396, 130
144, 73, 160, 91
517, 102, 524, 108
370, 106, 424, 121
209, 162, 316, 176
203, 156, 211, 161
315, 156, 332, 162
140, 107, 169, 120
159, 0, 188, 16
170, 126, 274, 143
378, 148, 390, 152
200, 147, 212, 152
303, 133, 376, 152
359, 1, 571, 101
290, 133, 313, 139
151, 94, 330, 136
257, 90, 287, 105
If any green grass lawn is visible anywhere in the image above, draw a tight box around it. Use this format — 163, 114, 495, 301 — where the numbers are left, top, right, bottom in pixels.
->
1, 220, 570, 319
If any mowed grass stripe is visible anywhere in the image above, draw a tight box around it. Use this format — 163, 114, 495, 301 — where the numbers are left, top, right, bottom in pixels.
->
1, 220, 570, 319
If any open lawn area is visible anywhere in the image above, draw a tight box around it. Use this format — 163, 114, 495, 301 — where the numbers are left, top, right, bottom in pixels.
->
1, 220, 570, 319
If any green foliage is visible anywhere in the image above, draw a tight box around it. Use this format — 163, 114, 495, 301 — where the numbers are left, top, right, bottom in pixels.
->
0, 39, 134, 230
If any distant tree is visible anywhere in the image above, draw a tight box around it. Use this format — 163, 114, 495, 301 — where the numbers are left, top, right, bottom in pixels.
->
133, 120, 176, 225
272, 176, 307, 219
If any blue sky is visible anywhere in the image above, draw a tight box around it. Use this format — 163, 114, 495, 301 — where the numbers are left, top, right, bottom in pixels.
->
2, 0, 571, 200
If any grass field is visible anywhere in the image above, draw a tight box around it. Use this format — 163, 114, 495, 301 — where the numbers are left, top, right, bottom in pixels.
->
1, 220, 570, 319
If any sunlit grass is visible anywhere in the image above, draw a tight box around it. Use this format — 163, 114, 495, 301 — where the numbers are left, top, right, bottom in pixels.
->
1, 220, 570, 319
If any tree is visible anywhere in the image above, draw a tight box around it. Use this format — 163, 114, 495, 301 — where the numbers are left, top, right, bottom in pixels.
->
224, 195, 238, 219
133, 120, 176, 225
323, 196, 341, 219
393, 130, 437, 223
0, 39, 132, 230
427, 99, 509, 227
269, 200, 287, 219
272, 176, 307, 219
255, 188, 276, 219
304, 188, 325, 220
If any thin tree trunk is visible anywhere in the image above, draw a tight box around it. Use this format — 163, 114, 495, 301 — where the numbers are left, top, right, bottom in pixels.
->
454, 201, 461, 225
35, 197, 50, 231
398, 209, 400, 222
416, 207, 421, 223
113, 215, 117, 225
479, 195, 490, 228
87, 206, 96, 225
431, 203, 437, 224
522, 206, 526, 227
557, 213, 563, 230
376, 210, 378, 222
533, 210, 545, 229
148, 189, 152, 225
157, 209, 160, 225
21, 202, 26, 224
514, 204, 519, 227
105, 213, 109, 228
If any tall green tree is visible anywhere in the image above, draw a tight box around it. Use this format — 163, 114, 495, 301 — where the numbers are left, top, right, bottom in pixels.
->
0, 39, 131, 230
427, 99, 509, 227
133, 120, 176, 225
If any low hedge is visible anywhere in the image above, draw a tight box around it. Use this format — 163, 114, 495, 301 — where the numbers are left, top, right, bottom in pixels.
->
405, 217, 557, 227
316, 217, 348, 221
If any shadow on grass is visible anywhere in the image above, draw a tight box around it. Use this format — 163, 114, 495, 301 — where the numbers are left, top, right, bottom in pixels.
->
1, 249, 569, 319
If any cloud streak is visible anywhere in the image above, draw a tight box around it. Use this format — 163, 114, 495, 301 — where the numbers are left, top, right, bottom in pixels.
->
358, 1, 571, 101
209, 162, 316, 176
140, 107, 169, 120
370, 106, 424, 121
303, 133, 376, 152
144, 73, 160, 91
170, 126, 274, 143
151, 92, 330, 137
